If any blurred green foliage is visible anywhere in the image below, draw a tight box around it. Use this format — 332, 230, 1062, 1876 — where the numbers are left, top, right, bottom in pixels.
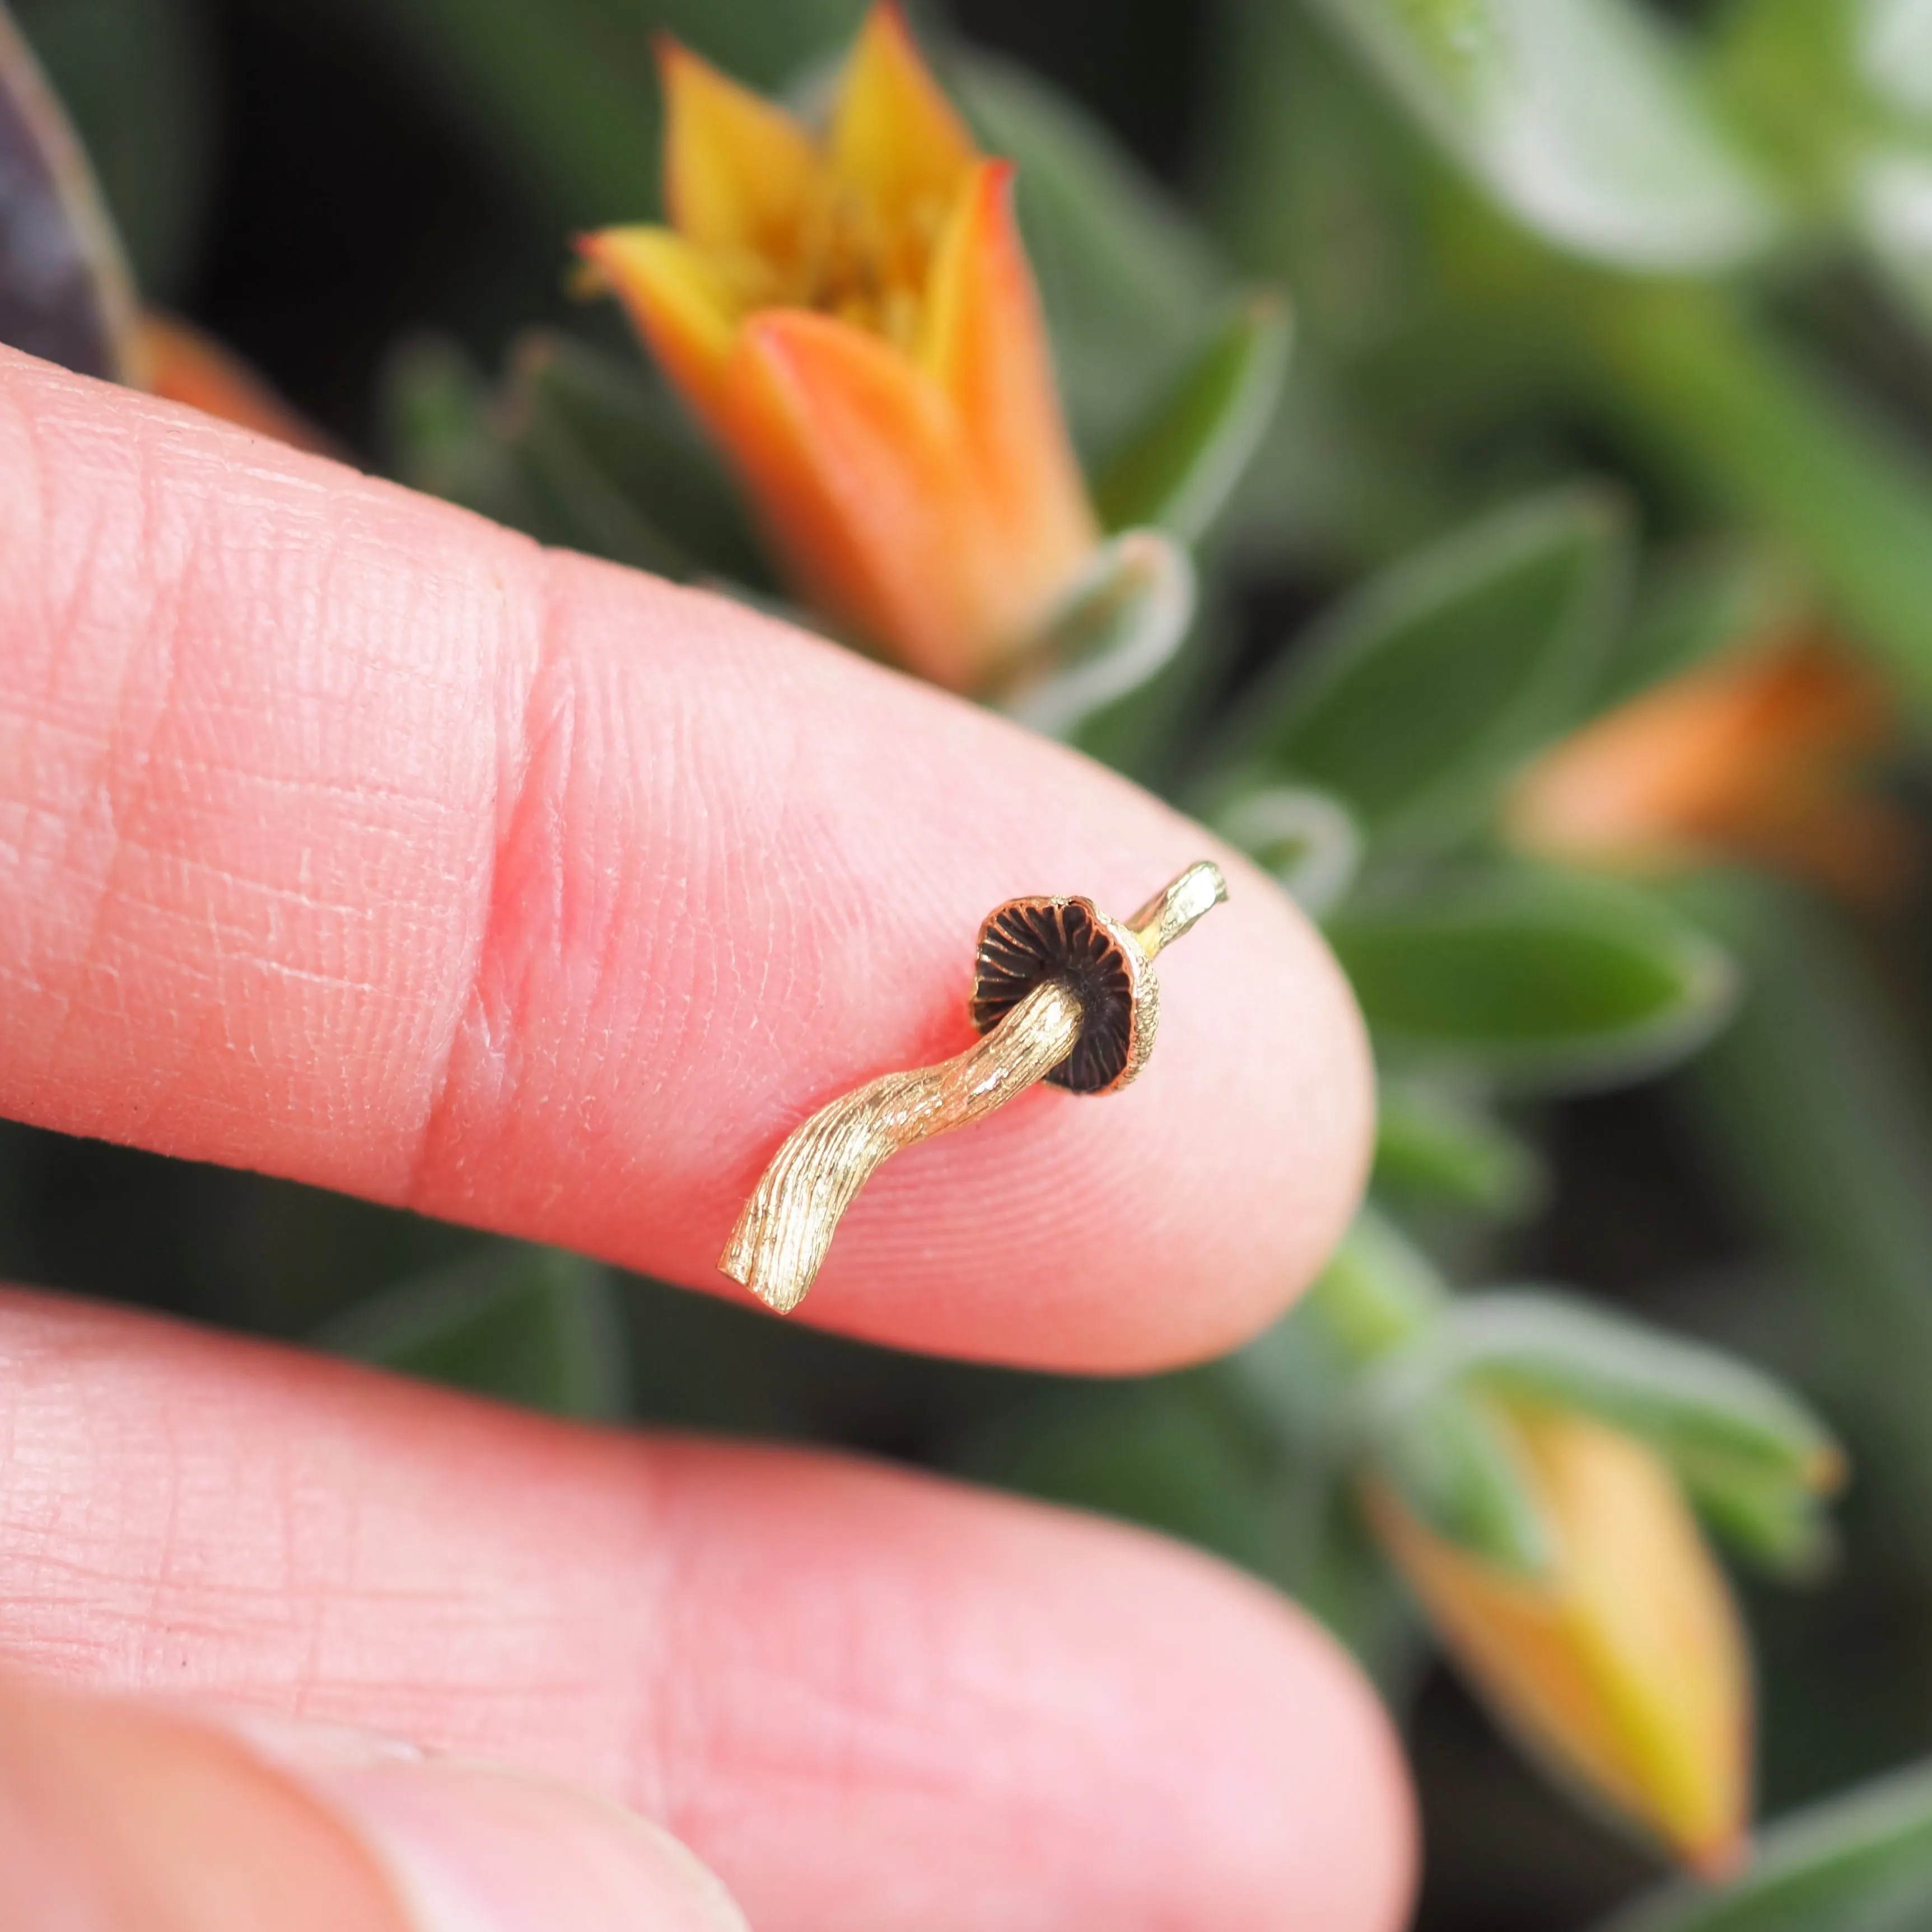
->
1599, 1761, 1932, 1931
9, 0, 1932, 1925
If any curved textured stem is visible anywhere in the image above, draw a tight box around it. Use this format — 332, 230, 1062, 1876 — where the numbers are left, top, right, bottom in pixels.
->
720, 980, 1086, 1314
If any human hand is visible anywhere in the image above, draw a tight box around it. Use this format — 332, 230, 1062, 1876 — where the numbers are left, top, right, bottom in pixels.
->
0, 347, 1412, 1931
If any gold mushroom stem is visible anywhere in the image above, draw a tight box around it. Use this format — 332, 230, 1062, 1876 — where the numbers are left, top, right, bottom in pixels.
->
1126, 859, 1227, 960
719, 980, 1085, 1314
718, 862, 1227, 1315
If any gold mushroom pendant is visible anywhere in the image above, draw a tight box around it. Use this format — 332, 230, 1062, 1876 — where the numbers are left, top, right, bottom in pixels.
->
720, 861, 1229, 1314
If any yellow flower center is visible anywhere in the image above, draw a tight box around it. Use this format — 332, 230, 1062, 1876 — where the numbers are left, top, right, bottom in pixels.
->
711, 180, 952, 353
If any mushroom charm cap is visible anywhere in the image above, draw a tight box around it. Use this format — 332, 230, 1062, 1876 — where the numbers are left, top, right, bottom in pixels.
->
969, 895, 1155, 1094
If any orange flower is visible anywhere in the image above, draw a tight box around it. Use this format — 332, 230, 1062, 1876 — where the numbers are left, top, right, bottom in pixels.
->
578, 6, 1098, 690
1368, 1406, 1750, 1876
1507, 634, 1908, 899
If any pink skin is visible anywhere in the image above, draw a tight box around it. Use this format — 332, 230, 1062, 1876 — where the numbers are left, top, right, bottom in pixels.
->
0, 1292, 1415, 1932
0, 350, 1370, 1371
0, 347, 1412, 1928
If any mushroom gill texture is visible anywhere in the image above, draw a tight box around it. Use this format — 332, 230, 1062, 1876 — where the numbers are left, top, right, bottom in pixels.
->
969, 895, 1152, 1094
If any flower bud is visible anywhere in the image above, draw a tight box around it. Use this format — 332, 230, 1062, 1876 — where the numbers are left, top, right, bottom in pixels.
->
1507, 634, 1906, 899
1368, 1403, 1750, 1874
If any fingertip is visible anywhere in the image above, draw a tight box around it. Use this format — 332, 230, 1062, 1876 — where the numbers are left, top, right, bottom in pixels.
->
651, 1445, 1416, 1931
0, 1672, 752, 1932
0, 1672, 410, 1932
1077, 1528, 1418, 1931
1231, 1590, 1420, 1932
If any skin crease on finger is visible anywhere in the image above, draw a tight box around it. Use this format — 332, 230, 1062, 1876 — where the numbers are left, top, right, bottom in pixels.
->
0, 347, 1373, 1372
0, 1290, 1417, 1932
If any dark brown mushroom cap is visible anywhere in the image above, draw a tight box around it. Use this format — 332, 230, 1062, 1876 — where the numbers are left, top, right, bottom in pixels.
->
968, 895, 1157, 1095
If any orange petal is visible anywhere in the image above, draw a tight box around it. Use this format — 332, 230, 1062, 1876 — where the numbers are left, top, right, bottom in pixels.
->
133, 314, 333, 455
576, 225, 739, 422
830, 5, 978, 226
719, 310, 1002, 687
922, 160, 1096, 627
657, 38, 822, 253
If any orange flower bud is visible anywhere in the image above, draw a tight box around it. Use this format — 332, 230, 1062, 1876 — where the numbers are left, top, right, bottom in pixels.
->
1368, 1405, 1750, 1875
1507, 634, 1908, 900
579, 6, 1098, 690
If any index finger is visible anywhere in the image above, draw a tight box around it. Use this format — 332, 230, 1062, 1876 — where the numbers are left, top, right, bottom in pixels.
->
0, 348, 1371, 1370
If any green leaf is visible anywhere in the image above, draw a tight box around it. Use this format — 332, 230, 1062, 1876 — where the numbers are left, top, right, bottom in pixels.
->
992, 529, 1196, 741
1240, 1210, 1542, 1589
1304, 0, 1784, 270
384, 329, 769, 587
1302, 1206, 1451, 1365
1093, 292, 1291, 544
1595, 1760, 1932, 1932
648, 0, 869, 90
0, 3, 136, 377
1328, 868, 1738, 1090
501, 386, 696, 580
1595, 543, 1793, 711
501, 330, 767, 584
317, 1244, 631, 1422
1212, 784, 1364, 918
1204, 0, 1426, 335
1372, 1079, 1548, 1219
1579, 286, 1932, 720
333, 0, 659, 225
956, 54, 1229, 465
1230, 1304, 1365, 1455
334, 0, 864, 227
1216, 488, 1631, 852
1688, 1458, 1838, 1580
1427, 1292, 1843, 1539
1367, 1378, 1551, 1575
382, 334, 539, 527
